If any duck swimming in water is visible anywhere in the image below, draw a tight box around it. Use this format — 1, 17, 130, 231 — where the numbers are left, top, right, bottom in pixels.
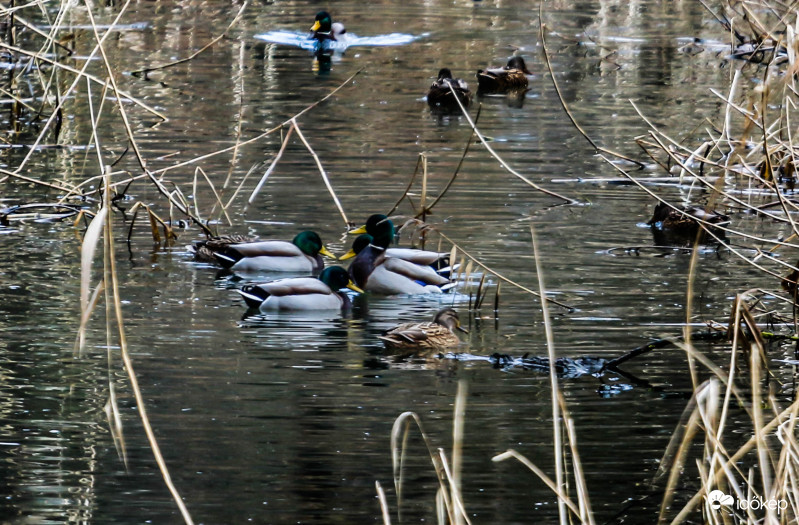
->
476, 56, 531, 93
238, 266, 362, 311
310, 11, 346, 42
427, 68, 471, 111
344, 216, 451, 294
379, 308, 467, 352
202, 231, 336, 272
647, 202, 729, 245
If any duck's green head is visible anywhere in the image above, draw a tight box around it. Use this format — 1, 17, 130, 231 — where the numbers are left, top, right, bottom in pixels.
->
319, 265, 363, 293
293, 231, 336, 259
311, 11, 332, 33
350, 214, 395, 247
340, 234, 373, 260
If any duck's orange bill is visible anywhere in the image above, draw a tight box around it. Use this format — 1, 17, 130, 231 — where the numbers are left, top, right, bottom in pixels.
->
347, 282, 364, 294
320, 246, 337, 259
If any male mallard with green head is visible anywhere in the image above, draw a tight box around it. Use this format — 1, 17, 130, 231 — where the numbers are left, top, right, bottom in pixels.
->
427, 68, 471, 111
310, 11, 346, 42
238, 266, 362, 311
342, 215, 451, 294
206, 231, 336, 272
476, 56, 531, 93
379, 308, 467, 351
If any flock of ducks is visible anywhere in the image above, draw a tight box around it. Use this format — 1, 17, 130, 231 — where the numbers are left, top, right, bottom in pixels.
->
308, 10, 531, 111
190, 214, 467, 352
189, 12, 534, 351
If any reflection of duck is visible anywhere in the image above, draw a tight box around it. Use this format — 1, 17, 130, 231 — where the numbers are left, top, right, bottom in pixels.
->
427, 68, 471, 111
310, 11, 346, 42
207, 231, 336, 272
345, 216, 451, 294
238, 266, 362, 311
190, 234, 257, 262
647, 202, 729, 245
476, 57, 531, 93
379, 308, 467, 352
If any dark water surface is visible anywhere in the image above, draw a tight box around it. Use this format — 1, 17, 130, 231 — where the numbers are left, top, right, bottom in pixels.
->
1, 0, 792, 523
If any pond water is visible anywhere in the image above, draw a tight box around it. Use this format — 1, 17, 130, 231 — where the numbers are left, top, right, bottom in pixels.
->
1, 0, 794, 523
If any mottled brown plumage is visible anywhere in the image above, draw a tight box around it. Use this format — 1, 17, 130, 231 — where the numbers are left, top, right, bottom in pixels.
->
379, 308, 466, 353
190, 235, 257, 262
476, 56, 531, 93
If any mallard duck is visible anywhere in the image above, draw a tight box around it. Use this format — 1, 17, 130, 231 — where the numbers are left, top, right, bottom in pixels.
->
209, 231, 336, 272
476, 56, 531, 93
189, 234, 257, 262
345, 215, 451, 294
238, 266, 362, 311
342, 233, 451, 272
427, 68, 471, 111
310, 11, 346, 42
379, 308, 467, 351
647, 202, 729, 245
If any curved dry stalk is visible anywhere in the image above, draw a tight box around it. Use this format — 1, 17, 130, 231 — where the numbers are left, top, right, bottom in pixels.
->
492, 450, 584, 518
538, 6, 644, 169
430, 228, 574, 310
129, 1, 249, 76
248, 124, 295, 204
441, 79, 577, 204
291, 119, 349, 226
415, 106, 482, 218
102, 173, 195, 524
390, 411, 458, 524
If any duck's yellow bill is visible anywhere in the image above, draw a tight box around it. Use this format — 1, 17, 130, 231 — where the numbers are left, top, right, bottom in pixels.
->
311, 20, 321, 31
347, 282, 364, 294
456, 325, 469, 334
339, 249, 357, 261
320, 246, 337, 259
349, 225, 367, 234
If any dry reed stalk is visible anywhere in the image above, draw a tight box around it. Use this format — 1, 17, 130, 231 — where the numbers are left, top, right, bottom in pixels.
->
538, 5, 643, 169
443, 82, 577, 204
101, 172, 195, 524
0, 43, 164, 119
375, 481, 392, 525
291, 119, 349, 226
451, 380, 467, 525
558, 393, 595, 525
530, 223, 567, 524
128, 1, 248, 76
75, 206, 108, 354
389, 409, 470, 524
194, 167, 233, 226
416, 106, 482, 219
254, 126, 301, 203
386, 154, 422, 217
6, 0, 135, 181
432, 229, 573, 310
491, 450, 584, 517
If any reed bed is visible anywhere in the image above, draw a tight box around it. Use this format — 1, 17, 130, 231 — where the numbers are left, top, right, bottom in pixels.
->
6, 0, 799, 523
